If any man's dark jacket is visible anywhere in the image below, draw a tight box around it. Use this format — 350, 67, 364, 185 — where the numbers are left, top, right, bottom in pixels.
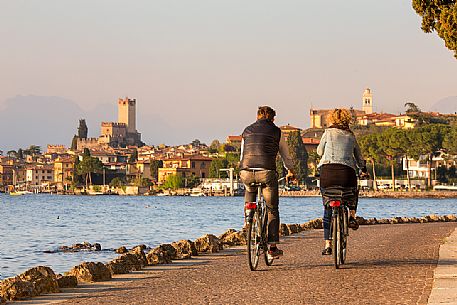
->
240, 119, 281, 170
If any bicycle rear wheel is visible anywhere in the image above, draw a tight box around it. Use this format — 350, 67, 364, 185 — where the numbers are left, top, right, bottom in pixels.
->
332, 213, 341, 269
340, 210, 348, 264
247, 213, 261, 271
262, 211, 273, 266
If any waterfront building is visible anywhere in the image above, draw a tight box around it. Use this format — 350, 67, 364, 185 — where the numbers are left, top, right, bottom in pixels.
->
226, 135, 242, 147
26, 164, 54, 188
127, 160, 153, 181
53, 157, 75, 191
402, 152, 457, 180
0, 162, 13, 189
158, 156, 212, 183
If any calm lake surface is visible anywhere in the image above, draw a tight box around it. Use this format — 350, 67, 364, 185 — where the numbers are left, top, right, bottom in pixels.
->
1, 193, 456, 279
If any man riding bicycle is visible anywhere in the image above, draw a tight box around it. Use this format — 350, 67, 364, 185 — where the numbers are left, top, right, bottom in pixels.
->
239, 106, 296, 259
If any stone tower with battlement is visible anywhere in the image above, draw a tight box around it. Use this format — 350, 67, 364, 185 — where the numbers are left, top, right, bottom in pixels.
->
362, 88, 373, 114
118, 97, 136, 134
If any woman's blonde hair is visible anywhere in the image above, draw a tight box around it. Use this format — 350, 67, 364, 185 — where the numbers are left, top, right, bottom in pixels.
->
327, 108, 353, 129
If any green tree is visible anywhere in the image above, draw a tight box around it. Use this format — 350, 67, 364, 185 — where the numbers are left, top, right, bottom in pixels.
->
359, 133, 384, 190
405, 102, 421, 113
209, 158, 229, 178
134, 177, 152, 188
71, 135, 78, 150
443, 126, 457, 154
161, 174, 184, 190
209, 140, 221, 153
128, 149, 138, 163
307, 150, 320, 177
109, 177, 123, 188
150, 160, 163, 182
77, 155, 104, 190
412, 0, 457, 58
286, 130, 308, 183
184, 174, 201, 188
377, 129, 406, 190
6, 150, 17, 158
411, 125, 450, 188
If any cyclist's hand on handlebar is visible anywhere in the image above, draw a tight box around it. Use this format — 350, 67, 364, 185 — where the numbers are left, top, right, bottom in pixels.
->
360, 171, 370, 180
285, 170, 296, 184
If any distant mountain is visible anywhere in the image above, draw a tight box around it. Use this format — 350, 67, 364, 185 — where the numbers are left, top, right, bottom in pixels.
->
429, 96, 457, 114
0, 95, 115, 152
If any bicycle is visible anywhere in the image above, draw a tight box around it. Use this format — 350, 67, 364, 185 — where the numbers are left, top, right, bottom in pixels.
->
245, 179, 274, 271
322, 186, 357, 269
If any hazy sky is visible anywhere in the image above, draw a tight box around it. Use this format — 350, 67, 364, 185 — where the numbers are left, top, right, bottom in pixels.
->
1, 0, 456, 151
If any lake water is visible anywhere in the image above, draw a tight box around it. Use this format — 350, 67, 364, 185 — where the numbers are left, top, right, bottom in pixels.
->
1, 193, 456, 280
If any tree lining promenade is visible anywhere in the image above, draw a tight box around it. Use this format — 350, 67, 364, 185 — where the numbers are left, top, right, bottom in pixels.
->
41, 222, 457, 305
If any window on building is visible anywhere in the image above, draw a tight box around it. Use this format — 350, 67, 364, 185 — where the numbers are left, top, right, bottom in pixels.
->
191, 162, 196, 169
201, 162, 206, 168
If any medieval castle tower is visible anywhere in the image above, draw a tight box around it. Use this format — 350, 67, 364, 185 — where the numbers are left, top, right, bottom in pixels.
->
75, 97, 143, 150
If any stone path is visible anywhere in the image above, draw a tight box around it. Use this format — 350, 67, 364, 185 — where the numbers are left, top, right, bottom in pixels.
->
428, 227, 457, 304
17, 222, 456, 305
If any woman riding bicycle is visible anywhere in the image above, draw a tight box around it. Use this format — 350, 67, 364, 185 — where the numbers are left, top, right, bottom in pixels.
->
316, 108, 368, 255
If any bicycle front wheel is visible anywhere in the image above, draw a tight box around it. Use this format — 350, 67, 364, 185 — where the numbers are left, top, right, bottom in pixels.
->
332, 213, 341, 269
247, 214, 261, 271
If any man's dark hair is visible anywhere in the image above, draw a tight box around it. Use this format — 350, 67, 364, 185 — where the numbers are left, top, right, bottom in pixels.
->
257, 106, 276, 121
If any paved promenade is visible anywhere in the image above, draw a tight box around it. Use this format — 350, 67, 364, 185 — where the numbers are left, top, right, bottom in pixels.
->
20, 222, 456, 305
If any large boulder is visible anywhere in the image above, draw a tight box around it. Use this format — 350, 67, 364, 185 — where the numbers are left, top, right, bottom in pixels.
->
194, 234, 223, 253
156, 244, 178, 260
377, 218, 391, 224
218, 230, 246, 247
308, 218, 323, 229
107, 253, 142, 274
67, 262, 112, 283
287, 224, 300, 234
0, 277, 34, 301
58, 242, 101, 252
130, 246, 148, 266
279, 224, 290, 236
18, 266, 60, 296
171, 240, 198, 259
56, 275, 78, 288
445, 214, 457, 222
146, 247, 173, 265
115, 246, 128, 254
426, 214, 441, 222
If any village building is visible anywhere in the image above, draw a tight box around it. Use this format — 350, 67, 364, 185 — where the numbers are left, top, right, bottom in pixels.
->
158, 156, 212, 184
26, 164, 54, 187
53, 157, 75, 191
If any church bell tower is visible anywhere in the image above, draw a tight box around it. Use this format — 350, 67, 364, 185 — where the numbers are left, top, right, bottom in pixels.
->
362, 88, 373, 114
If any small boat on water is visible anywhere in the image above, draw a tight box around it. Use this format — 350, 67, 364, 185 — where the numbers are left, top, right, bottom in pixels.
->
9, 191, 33, 196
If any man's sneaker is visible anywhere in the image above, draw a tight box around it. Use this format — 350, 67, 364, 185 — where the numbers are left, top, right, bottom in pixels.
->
322, 247, 332, 255
348, 217, 359, 230
267, 247, 284, 259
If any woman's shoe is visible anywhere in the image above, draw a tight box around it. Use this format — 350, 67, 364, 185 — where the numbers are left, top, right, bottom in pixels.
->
348, 217, 359, 230
322, 247, 332, 255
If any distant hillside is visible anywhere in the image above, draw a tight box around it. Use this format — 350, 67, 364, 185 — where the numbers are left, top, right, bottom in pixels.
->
430, 96, 457, 114
0, 95, 115, 151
